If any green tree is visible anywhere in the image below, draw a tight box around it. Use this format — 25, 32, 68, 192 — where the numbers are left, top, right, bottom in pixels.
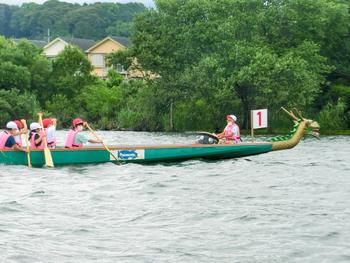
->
106, 21, 132, 37
318, 100, 348, 130
105, 48, 133, 74
0, 4, 19, 37
106, 70, 124, 88
0, 62, 31, 90
6, 1, 146, 40
0, 89, 41, 125
0, 37, 51, 94
63, 5, 109, 39
78, 82, 123, 129
15, 39, 52, 95
128, 0, 346, 130
116, 81, 165, 131
48, 45, 95, 101
45, 94, 76, 128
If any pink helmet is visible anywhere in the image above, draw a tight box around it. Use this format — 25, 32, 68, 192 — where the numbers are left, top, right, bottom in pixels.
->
72, 118, 84, 127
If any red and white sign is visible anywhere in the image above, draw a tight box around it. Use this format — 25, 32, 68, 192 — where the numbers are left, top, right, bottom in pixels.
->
251, 109, 268, 129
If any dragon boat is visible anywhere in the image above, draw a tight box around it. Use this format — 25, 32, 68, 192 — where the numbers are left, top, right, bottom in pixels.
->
0, 109, 319, 167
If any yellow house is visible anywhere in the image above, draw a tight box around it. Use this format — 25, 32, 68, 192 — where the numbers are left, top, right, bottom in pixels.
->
86, 36, 130, 78
43, 37, 95, 59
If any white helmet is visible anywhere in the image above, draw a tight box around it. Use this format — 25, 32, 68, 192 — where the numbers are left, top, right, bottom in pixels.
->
227, 114, 237, 122
6, 121, 18, 130
30, 122, 42, 131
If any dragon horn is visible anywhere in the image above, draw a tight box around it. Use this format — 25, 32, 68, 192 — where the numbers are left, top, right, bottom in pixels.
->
293, 108, 305, 120
281, 107, 299, 121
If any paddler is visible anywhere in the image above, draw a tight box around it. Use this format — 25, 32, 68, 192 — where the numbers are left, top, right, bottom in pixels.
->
42, 118, 57, 149
0, 121, 27, 152
29, 122, 45, 149
216, 114, 241, 144
65, 118, 101, 148
13, 119, 27, 147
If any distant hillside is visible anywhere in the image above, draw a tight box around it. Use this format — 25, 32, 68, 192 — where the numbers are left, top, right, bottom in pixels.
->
0, 0, 146, 41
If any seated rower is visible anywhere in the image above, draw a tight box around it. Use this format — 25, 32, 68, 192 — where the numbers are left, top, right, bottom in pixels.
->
13, 119, 27, 147
29, 122, 45, 149
216, 114, 241, 144
65, 118, 101, 148
0, 121, 27, 152
43, 118, 57, 149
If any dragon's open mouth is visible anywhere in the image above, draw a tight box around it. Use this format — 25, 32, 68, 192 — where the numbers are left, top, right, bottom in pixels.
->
311, 129, 320, 138
306, 119, 320, 139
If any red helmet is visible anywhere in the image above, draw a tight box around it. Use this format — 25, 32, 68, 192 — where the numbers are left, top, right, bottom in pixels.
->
42, 118, 53, 128
14, 120, 23, 129
72, 118, 84, 127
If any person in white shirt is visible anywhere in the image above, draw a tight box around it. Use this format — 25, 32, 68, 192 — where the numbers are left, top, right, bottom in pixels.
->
13, 119, 28, 147
42, 118, 57, 148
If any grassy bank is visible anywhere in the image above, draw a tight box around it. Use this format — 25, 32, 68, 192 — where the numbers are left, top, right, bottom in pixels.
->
241, 129, 350, 136
320, 130, 350, 135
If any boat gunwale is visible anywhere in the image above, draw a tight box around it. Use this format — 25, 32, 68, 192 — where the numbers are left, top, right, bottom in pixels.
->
0, 142, 272, 152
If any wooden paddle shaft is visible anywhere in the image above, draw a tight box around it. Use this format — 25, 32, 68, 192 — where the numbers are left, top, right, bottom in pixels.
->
85, 123, 118, 161
38, 113, 54, 167
22, 120, 31, 168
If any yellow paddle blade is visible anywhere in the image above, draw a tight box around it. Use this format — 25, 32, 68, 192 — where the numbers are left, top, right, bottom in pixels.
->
44, 147, 54, 167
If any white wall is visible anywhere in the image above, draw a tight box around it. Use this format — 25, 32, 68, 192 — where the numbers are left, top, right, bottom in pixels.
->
44, 41, 67, 57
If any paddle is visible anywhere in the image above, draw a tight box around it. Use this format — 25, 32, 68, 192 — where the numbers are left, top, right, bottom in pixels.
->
37, 113, 54, 168
22, 119, 31, 168
85, 123, 118, 161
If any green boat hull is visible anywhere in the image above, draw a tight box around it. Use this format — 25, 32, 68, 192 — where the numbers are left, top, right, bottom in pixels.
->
0, 143, 273, 167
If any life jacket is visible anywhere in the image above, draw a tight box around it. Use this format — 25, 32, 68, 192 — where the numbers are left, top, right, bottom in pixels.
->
45, 127, 56, 148
65, 129, 83, 148
0, 131, 12, 149
224, 123, 241, 143
47, 137, 56, 148
30, 131, 45, 149
14, 130, 22, 147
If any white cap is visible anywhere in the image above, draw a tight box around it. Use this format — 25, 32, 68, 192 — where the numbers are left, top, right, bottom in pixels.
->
6, 121, 18, 130
30, 122, 41, 131
227, 114, 237, 121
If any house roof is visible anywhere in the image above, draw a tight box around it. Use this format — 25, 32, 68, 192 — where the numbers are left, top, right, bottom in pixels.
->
60, 37, 96, 51
110, 36, 130, 48
43, 37, 96, 51
13, 38, 48, 48
85, 36, 130, 52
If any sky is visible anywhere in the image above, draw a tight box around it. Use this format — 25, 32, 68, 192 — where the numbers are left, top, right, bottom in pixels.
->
0, 0, 155, 7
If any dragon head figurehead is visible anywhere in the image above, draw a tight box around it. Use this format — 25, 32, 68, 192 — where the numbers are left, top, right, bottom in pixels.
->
304, 118, 320, 138
282, 107, 320, 138
271, 108, 321, 151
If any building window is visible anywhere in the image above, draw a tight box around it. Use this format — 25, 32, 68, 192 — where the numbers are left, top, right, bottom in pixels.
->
91, 54, 104, 67
114, 63, 125, 73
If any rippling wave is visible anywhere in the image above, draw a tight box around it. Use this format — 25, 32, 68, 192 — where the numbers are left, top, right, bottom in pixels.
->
0, 132, 349, 262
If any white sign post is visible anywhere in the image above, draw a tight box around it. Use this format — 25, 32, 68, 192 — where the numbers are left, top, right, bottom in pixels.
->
251, 109, 268, 141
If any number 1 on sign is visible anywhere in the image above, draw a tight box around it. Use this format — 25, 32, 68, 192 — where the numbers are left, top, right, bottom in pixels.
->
251, 109, 268, 129
257, 111, 262, 127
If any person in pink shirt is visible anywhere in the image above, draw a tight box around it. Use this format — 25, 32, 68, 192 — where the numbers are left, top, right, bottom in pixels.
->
216, 114, 241, 144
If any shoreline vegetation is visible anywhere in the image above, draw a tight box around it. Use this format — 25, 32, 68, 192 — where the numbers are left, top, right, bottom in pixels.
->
0, 0, 349, 134
115, 128, 350, 136
239, 129, 350, 136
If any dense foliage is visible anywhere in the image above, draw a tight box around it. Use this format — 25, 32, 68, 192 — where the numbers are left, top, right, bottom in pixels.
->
0, 36, 137, 129
109, 0, 350, 131
0, 0, 146, 40
0, 0, 349, 133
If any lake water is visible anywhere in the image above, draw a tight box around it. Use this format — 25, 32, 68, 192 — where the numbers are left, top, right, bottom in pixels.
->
0, 131, 349, 262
